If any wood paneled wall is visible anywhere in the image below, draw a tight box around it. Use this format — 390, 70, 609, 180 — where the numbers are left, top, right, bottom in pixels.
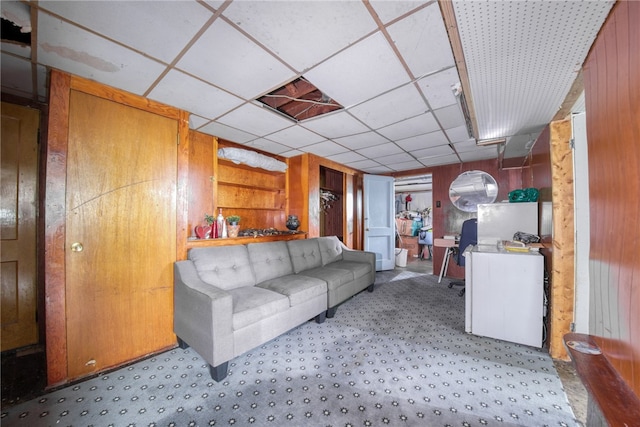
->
582, 1, 640, 396
431, 159, 522, 279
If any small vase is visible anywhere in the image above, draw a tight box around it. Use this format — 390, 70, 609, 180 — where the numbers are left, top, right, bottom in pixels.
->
286, 215, 300, 231
228, 223, 240, 238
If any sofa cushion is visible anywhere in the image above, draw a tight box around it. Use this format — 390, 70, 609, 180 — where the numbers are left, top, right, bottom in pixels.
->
229, 286, 289, 330
257, 274, 327, 307
298, 266, 354, 291
326, 260, 371, 280
247, 241, 294, 284
287, 239, 323, 273
189, 246, 256, 290
317, 236, 343, 265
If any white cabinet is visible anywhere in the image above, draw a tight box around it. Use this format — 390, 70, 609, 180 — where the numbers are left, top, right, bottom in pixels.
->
465, 245, 544, 347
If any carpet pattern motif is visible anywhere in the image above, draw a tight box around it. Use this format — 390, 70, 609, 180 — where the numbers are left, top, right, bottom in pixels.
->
1, 272, 578, 426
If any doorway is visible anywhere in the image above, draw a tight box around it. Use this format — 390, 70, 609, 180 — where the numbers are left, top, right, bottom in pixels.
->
394, 175, 433, 271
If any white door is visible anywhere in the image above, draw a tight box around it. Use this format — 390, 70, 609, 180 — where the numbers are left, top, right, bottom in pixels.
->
363, 174, 395, 271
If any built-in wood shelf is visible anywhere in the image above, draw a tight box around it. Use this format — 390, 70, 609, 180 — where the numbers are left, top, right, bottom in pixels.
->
186, 231, 306, 248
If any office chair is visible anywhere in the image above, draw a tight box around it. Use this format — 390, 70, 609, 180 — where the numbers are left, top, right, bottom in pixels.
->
448, 218, 477, 297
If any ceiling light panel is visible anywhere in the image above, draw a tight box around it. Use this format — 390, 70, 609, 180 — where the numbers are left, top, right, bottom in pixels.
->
386, 3, 455, 77
37, 12, 166, 96
454, 0, 614, 140
38, 1, 212, 63
221, 1, 377, 72
304, 32, 410, 108
176, 18, 295, 100
348, 84, 429, 130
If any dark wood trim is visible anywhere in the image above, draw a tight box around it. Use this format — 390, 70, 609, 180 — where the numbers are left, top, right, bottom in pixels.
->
44, 70, 71, 387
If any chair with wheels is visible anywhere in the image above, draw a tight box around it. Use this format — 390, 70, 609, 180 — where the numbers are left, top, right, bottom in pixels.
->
448, 218, 477, 297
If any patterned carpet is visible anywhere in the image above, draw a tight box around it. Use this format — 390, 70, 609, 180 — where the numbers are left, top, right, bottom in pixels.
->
1, 271, 578, 426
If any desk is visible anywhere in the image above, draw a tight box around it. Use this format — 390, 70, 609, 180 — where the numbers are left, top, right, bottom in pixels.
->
433, 238, 457, 283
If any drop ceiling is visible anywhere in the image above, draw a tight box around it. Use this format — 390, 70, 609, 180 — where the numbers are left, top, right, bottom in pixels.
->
1, 0, 614, 174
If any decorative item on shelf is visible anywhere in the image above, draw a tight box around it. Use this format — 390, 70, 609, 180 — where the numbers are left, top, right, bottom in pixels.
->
286, 215, 300, 231
195, 214, 215, 239
216, 209, 226, 238
226, 215, 241, 238
320, 190, 338, 211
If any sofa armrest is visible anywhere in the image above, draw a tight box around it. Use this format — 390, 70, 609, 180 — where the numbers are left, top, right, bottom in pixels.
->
174, 261, 234, 366
342, 247, 376, 267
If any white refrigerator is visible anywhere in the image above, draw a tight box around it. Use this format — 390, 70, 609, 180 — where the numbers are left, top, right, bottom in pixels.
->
465, 245, 544, 347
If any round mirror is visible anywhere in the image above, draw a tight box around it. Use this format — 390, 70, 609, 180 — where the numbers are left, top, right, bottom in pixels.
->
449, 170, 498, 212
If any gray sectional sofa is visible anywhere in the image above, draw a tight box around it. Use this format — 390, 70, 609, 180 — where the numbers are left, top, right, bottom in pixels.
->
173, 236, 376, 381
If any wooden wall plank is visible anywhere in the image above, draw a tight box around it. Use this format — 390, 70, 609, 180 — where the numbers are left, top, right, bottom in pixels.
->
583, 0, 640, 396
44, 70, 71, 387
548, 119, 575, 360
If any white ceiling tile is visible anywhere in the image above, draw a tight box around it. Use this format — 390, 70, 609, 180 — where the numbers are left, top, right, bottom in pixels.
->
303, 140, 350, 158
217, 103, 293, 136
348, 84, 428, 129
411, 144, 454, 160
265, 126, 326, 149
418, 67, 460, 110
376, 113, 440, 141
369, 1, 429, 24
451, 138, 479, 154
243, 138, 290, 155
189, 114, 210, 130
356, 142, 403, 158
387, 2, 455, 77
305, 32, 410, 107
345, 159, 381, 170
1, 41, 30, 57
177, 18, 295, 100
361, 165, 394, 174
376, 152, 415, 166
327, 151, 368, 165
198, 121, 256, 144
421, 153, 460, 167
148, 70, 244, 119
279, 149, 305, 158
396, 130, 448, 151
433, 104, 465, 130
1, 53, 32, 96
301, 111, 370, 139
333, 132, 390, 151
37, 12, 165, 95
38, 1, 212, 63
445, 125, 471, 144
386, 160, 424, 171
459, 146, 499, 163
221, 1, 376, 72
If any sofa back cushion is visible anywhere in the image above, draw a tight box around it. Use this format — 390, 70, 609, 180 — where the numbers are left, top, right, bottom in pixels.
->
317, 236, 344, 265
188, 245, 256, 290
287, 239, 323, 273
247, 241, 294, 284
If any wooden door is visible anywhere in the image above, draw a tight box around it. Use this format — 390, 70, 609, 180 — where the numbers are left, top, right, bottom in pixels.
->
1, 102, 40, 351
65, 91, 177, 378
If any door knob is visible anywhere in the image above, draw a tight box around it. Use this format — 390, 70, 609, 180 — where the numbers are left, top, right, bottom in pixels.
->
71, 242, 84, 252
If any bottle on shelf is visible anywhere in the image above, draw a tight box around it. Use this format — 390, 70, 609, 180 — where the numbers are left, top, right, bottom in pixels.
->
216, 209, 225, 239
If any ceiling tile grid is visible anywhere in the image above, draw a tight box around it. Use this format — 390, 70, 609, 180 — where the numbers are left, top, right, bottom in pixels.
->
1, 0, 613, 173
